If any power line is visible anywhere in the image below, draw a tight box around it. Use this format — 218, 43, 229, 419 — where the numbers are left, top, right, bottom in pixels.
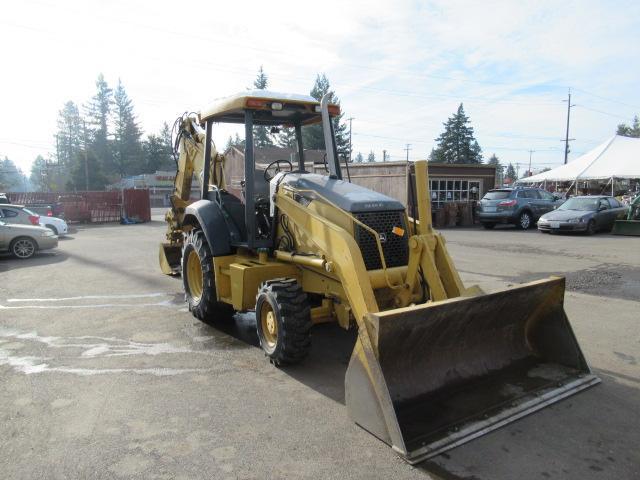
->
574, 105, 634, 121
572, 87, 640, 111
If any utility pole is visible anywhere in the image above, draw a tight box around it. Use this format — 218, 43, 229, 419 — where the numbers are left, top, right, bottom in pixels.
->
382, 149, 387, 162
404, 144, 412, 162
82, 120, 89, 191
528, 150, 535, 177
562, 89, 575, 164
347, 117, 355, 162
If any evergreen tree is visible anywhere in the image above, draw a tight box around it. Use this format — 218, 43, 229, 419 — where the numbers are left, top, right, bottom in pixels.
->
0, 156, 25, 190
366, 151, 376, 162
277, 128, 297, 148
69, 149, 107, 190
354, 152, 364, 163
30, 155, 49, 191
112, 79, 143, 175
225, 133, 246, 151
429, 104, 483, 164
251, 66, 274, 148
303, 74, 349, 158
84, 74, 113, 175
55, 101, 83, 167
505, 162, 517, 181
616, 115, 640, 138
487, 153, 504, 184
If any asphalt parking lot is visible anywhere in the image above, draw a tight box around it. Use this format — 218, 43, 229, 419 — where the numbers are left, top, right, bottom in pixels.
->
1, 214, 639, 480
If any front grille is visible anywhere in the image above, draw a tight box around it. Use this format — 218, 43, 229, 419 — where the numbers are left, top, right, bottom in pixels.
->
354, 211, 409, 271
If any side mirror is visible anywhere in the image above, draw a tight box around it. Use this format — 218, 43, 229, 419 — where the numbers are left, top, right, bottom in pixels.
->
598, 205, 607, 212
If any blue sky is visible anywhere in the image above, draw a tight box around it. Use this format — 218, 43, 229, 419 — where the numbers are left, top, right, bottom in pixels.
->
1, 0, 639, 175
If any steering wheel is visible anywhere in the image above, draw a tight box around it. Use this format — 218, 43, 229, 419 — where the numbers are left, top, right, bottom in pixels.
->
263, 159, 293, 181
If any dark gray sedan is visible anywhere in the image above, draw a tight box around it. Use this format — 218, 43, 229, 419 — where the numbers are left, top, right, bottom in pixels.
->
537, 196, 627, 235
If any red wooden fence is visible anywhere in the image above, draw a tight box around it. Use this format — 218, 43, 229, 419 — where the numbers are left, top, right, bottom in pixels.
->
6, 189, 150, 223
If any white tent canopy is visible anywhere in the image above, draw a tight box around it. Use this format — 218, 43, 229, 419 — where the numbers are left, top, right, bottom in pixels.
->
519, 135, 640, 183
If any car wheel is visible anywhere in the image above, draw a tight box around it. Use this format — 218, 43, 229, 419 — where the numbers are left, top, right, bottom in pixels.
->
517, 211, 532, 230
482, 222, 495, 230
10, 237, 37, 259
586, 219, 596, 235
45, 225, 58, 235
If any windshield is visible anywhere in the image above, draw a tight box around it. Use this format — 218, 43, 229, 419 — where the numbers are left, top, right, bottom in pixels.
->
558, 198, 598, 211
483, 190, 511, 200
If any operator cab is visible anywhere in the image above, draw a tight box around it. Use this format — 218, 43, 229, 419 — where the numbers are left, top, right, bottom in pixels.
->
199, 90, 344, 250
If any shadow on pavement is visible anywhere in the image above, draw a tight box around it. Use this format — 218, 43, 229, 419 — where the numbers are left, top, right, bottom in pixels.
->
416, 370, 639, 480
196, 311, 356, 405
0, 250, 69, 272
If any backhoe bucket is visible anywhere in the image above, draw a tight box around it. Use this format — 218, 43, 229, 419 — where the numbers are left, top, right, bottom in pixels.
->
159, 243, 182, 275
345, 277, 599, 464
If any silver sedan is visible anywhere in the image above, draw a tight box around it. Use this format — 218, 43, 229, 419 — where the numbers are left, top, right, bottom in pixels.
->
0, 220, 58, 259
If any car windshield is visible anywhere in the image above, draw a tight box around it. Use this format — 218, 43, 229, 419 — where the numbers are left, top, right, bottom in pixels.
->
483, 190, 511, 200
558, 198, 598, 211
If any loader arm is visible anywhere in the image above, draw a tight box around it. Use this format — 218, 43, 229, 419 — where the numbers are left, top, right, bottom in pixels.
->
159, 115, 226, 274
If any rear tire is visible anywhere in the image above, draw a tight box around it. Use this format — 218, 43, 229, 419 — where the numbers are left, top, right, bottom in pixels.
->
256, 279, 311, 366
482, 222, 495, 230
181, 229, 232, 321
517, 211, 532, 230
10, 237, 37, 259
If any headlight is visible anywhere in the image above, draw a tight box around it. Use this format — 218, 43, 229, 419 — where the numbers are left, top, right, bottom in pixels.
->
567, 217, 585, 223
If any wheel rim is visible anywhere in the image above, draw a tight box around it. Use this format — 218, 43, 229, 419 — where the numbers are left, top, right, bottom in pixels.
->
13, 239, 35, 258
521, 214, 530, 229
260, 303, 278, 350
186, 249, 203, 301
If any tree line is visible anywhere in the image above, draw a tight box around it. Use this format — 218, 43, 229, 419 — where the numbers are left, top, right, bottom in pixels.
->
30, 74, 173, 192
225, 67, 351, 159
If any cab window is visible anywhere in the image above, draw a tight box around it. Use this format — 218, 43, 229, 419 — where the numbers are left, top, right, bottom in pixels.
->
1, 209, 18, 217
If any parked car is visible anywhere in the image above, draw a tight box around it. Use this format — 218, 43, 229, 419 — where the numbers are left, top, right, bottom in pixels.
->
0, 193, 9, 204
537, 196, 627, 235
0, 219, 58, 258
0, 204, 41, 226
38, 215, 68, 236
477, 187, 562, 229
26, 204, 53, 217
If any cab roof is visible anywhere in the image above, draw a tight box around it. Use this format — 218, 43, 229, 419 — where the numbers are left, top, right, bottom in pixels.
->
199, 90, 340, 126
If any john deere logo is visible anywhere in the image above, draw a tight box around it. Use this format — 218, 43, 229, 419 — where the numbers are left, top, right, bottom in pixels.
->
379, 232, 387, 243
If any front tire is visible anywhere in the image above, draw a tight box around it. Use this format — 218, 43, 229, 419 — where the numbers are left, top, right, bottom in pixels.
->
181, 229, 231, 321
517, 211, 532, 230
586, 219, 596, 235
45, 225, 58, 235
256, 279, 311, 366
10, 237, 37, 259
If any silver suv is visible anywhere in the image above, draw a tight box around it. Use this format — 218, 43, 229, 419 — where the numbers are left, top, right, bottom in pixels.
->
477, 187, 562, 230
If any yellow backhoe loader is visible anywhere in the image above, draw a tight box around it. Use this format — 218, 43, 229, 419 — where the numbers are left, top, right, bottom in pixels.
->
159, 90, 599, 463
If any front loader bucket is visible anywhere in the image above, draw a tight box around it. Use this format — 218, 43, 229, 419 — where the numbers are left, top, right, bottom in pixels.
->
345, 277, 599, 464
612, 219, 640, 236
159, 243, 182, 275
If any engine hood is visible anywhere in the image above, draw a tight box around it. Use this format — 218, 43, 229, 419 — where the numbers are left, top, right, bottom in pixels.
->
541, 209, 594, 221
276, 173, 405, 213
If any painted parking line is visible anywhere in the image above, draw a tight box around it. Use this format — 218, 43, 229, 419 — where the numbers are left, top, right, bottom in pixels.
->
7, 293, 170, 302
